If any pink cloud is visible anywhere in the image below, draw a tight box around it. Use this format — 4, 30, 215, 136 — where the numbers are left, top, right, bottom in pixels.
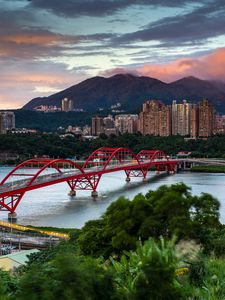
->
0, 61, 88, 109
100, 67, 138, 77
103, 48, 225, 83
137, 48, 225, 82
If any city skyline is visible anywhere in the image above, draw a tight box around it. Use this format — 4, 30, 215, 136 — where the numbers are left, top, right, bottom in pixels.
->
1, 0, 225, 109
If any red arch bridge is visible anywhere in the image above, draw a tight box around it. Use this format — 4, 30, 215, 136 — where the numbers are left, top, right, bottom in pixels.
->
0, 147, 177, 219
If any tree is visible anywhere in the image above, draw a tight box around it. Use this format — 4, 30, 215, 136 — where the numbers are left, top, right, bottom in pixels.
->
77, 183, 221, 258
0, 269, 17, 299
111, 237, 184, 299
14, 254, 120, 300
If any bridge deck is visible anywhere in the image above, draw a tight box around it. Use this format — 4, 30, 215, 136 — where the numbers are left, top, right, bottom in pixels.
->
0, 147, 177, 214
0, 160, 172, 197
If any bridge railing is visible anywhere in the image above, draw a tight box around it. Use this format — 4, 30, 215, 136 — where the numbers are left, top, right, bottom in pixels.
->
0, 148, 177, 215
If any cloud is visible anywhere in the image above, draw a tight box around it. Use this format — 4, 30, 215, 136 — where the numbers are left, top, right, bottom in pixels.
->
0, 30, 82, 59
1, 0, 225, 110
0, 60, 89, 109
113, 1, 225, 45
0, 7, 114, 60
100, 67, 137, 77
0, 29, 114, 60
28, 0, 196, 17
2, 47, 225, 109
0, 8, 80, 59
101, 48, 225, 83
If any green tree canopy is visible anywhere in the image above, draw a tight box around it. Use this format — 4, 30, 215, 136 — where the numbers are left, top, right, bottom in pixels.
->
14, 254, 120, 300
78, 183, 221, 257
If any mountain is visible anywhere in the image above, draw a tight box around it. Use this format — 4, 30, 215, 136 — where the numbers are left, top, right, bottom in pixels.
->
23, 74, 225, 113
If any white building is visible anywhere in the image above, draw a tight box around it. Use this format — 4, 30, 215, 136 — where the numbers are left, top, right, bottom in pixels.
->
172, 100, 191, 136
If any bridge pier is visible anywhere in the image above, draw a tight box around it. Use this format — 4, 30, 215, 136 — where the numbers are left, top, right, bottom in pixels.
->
142, 177, 148, 183
68, 190, 76, 196
182, 161, 193, 170
8, 212, 17, 222
167, 168, 175, 174
91, 191, 98, 198
125, 177, 131, 182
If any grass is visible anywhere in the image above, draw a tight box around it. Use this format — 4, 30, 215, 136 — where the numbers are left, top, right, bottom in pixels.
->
25, 225, 79, 235
190, 165, 225, 173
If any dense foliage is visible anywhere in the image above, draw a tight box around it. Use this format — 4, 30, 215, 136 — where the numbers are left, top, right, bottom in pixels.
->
1, 133, 225, 164
77, 183, 221, 257
0, 183, 225, 299
15, 110, 93, 132
15, 255, 120, 300
111, 237, 184, 299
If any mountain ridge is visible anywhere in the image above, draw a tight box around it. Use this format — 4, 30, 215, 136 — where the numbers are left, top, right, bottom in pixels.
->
23, 74, 225, 113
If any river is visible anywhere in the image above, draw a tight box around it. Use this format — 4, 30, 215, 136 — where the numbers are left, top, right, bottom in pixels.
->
1, 167, 225, 228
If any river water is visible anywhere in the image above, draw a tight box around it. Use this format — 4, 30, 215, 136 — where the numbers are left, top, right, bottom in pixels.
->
1, 167, 225, 228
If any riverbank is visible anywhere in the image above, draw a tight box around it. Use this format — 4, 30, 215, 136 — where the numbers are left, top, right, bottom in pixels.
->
191, 165, 225, 173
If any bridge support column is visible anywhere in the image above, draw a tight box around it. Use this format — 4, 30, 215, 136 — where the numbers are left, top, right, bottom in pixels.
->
68, 190, 76, 196
143, 177, 148, 183
125, 177, 131, 182
8, 212, 17, 222
91, 191, 98, 198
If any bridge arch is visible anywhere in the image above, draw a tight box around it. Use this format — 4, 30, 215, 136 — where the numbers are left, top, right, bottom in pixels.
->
0, 158, 85, 213
1, 158, 84, 185
136, 150, 169, 176
83, 147, 142, 171
137, 149, 168, 161
1, 158, 43, 185
82, 147, 144, 190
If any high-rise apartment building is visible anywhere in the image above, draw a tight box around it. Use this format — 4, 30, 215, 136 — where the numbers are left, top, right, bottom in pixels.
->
158, 106, 172, 137
138, 98, 215, 138
198, 99, 215, 138
103, 115, 115, 129
215, 115, 225, 135
190, 104, 199, 138
0, 112, 15, 134
138, 100, 171, 136
61, 97, 73, 112
115, 114, 138, 134
103, 115, 117, 136
172, 100, 191, 136
91, 116, 104, 136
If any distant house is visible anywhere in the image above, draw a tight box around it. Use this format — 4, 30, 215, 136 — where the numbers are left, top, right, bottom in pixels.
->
0, 249, 39, 272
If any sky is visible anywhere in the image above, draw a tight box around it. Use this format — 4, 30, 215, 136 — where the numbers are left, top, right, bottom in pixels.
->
0, 0, 225, 109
